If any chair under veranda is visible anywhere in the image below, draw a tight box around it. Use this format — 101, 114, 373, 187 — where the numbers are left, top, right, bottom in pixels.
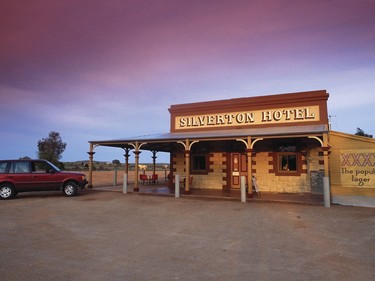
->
150, 174, 159, 184
139, 174, 149, 185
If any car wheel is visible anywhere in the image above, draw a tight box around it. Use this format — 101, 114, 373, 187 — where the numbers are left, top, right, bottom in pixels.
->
0, 183, 16, 200
63, 181, 78, 197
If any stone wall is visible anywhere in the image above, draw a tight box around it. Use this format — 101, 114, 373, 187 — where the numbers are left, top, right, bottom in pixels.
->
253, 148, 323, 193
173, 152, 226, 189
173, 148, 323, 193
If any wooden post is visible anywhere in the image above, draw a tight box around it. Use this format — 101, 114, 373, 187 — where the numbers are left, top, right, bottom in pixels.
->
133, 141, 140, 192
152, 150, 157, 175
184, 149, 191, 194
87, 143, 95, 188
184, 139, 191, 194
322, 133, 330, 178
123, 147, 130, 175
322, 132, 331, 207
246, 148, 253, 197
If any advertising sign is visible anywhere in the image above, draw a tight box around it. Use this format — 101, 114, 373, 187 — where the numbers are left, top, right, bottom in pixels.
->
340, 150, 375, 187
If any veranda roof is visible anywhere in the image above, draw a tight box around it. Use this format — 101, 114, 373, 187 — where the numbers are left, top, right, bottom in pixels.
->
89, 124, 328, 152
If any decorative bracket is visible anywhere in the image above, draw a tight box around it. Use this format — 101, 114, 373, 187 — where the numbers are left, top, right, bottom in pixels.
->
308, 136, 324, 147
236, 137, 263, 149
128, 142, 148, 150
177, 140, 199, 150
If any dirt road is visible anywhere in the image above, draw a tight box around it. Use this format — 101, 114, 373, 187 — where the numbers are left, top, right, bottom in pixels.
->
1, 190, 374, 281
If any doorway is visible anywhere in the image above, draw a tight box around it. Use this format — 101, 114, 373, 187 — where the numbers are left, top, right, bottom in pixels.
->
228, 153, 247, 189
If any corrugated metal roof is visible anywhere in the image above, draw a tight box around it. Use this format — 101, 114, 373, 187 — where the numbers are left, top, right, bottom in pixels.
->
89, 124, 328, 145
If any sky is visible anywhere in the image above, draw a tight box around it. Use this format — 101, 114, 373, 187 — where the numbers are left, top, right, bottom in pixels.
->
1, 0, 374, 164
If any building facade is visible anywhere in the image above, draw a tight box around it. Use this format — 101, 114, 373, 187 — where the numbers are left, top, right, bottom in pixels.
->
168, 90, 329, 196
88, 90, 375, 206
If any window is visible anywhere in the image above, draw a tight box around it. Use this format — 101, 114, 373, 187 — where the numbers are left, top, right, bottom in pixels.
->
271, 144, 304, 176
33, 161, 51, 173
278, 153, 297, 172
0, 162, 8, 173
13, 162, 30, 173
191, 154, 208, 173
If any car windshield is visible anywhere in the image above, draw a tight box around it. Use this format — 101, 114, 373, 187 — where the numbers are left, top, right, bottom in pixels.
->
46, 161, 61, 172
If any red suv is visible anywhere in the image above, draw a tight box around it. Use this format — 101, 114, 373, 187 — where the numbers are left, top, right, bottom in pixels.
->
0, 159, 88, 199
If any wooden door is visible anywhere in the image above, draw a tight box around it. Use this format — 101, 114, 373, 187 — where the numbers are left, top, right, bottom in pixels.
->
229, 153, 247, 189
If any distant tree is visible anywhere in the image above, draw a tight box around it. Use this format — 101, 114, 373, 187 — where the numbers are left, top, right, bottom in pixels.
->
355, 128, 373, 138
112, 159, 121, 166
37, 131, 67, 166
19, 156, 31, 159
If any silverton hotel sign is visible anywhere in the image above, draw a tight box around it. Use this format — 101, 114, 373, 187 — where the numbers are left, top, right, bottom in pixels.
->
175, 106, 320, 130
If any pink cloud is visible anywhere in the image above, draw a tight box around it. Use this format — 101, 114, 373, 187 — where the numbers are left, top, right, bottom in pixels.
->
1, 0, 373, 91
0, 0, 374, 161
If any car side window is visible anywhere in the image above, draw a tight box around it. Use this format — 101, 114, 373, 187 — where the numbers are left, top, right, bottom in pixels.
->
33, 161, 50, 173
14, 162, 31, 173
0, 162, 8, 173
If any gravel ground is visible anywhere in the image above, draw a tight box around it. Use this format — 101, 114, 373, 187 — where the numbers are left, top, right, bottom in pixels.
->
0, 190, 374, 281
